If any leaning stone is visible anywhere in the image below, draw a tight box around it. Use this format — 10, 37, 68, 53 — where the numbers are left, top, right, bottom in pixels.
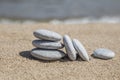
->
63, 35, 77, 61
72, 39, 89, 61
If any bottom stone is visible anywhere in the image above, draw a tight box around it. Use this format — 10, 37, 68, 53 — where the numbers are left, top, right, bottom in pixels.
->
31, 48, 65, 60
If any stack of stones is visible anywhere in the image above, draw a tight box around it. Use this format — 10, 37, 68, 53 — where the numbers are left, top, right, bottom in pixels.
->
31, 29, 115, 61
31, 29, 65, 60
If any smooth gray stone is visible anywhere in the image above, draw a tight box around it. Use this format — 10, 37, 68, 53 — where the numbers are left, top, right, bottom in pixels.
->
63, 35, 77, 61
31, 48, 65, 60
93, 48, 115, 59
72, 39, 89, 61
32, 40, 64, 49
33, 29, 62, 41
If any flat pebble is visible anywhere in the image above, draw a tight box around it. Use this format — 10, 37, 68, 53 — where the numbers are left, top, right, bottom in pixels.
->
32, 40, 64, 49
33, 29, 62, 41
31, 48, 65, 60
72, 39, 89, 61
93, 48, 115, 59
63, 35, 77, 61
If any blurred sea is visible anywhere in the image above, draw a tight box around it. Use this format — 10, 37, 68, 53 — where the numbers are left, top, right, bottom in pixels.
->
0, 0, 120, 24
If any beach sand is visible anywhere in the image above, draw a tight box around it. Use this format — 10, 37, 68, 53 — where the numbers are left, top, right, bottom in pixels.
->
0, 23, 120, 80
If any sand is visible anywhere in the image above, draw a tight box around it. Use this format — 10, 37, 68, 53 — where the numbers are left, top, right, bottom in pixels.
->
0, 23, 120, 80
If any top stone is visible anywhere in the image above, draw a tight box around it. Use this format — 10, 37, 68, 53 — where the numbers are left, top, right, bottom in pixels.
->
33, 29, 62, 41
